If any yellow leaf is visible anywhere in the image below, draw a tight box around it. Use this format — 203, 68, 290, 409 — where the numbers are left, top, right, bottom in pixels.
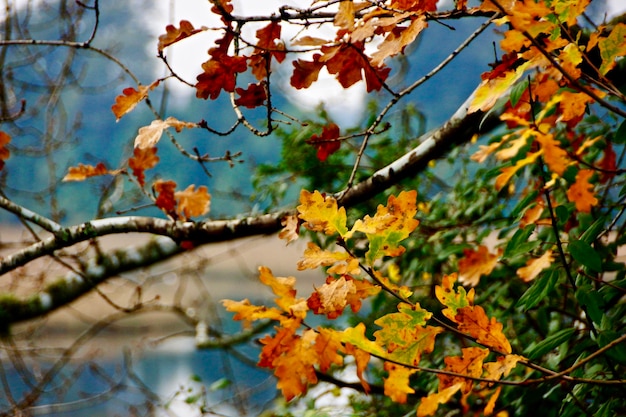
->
468, 61, 532, 113
483, 354, 524, 381
484, 386, 501, 416
334, 0, 355, 31
278, 214, 300, 244
258, 266, 307, 316
435, 273, 475, 322
517, 250, 553, 283
494, 151, 541, 191
566, 169, 598, 213
296, 242, 353, 271
383, 362, 416, 404
307, 276, 357, 319
221, 299, 284, 328
417, 382, 463, 417
297, 190, 348, 237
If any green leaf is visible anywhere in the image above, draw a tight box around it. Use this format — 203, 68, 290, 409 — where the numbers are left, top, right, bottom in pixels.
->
504, 225, 539, 258
597, 331, 626, 366
525, 328, 576, 360
614, 119, 626, 144
517, 268, 560, 311
510, 79, 530, 107
578, 216, 606, 244
569, 240, 602, 272
576, 285, 605, 324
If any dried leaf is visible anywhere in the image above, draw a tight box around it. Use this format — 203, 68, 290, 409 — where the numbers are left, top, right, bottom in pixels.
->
384, 362, 416, 403
458, 245, 500, 287
0, 131, 11, 170
129, 147, 159, 187
158, 20, 207, 52
371, 16, 427, 67
111, 80, 160, 121
234, 82, 267, 108
278, 214, 300, 244
153, 179, 177, 213
307, 123, 341, 162
63, 162, 112, 182
175, 184, 211, 219
134, 117, 196, 149
517, 250, 554, 283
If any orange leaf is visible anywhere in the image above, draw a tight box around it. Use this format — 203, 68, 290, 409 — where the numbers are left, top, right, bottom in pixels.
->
483, 354, 524, 381
0, 131, 11, 170
315, 328, 345, 373
158, 20, 206, 52
297, 190, 348, 237
111, 80, 160, 121
371, 15, 427, 67
62, 162, 112, 182
417, 383, 463, 417
175, 184, 211, 219
128, 147, 159, 187
456, 306, 512, 354
307, 123, 341, 162
259, 266, 307, 318
384, 362, 416, 404
345, 342, 371, 393
153, 179, 177, 213
458, 245, 500, 287
221, 298, 285, 328
307, 276, 358, 319
438, 347, 489, 393
517, 250, 553, 282
320, 43, 391, 92
566, 169, 598, 213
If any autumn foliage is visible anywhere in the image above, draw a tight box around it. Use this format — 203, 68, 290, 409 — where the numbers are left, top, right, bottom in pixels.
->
3, 0, 626, 415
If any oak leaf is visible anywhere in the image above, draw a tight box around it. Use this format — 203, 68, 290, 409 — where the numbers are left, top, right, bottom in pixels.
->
384, 362, 416, 403
258, 266, 302, 312
315, 328, 345, 373
438, 347, 489, 393
370, 15, 427, 67
345, 342, 371, 393
566, 169, 598, 212
129, 147, 159, 187
290, 55, 325, 89
350, 190, 419, 264
339, 322, 386, 357
456, 306, 512, 354
249, 21, 286, 80
297, 190, 348, 237
158, 20, 207, 52
320, 43, 391, 92
307, 276, 376, 319
278, 214, 300, 244
222, 298, 285, 329
175, 184, 211, 219
458, 245, 500, 287
196, 32, 248, 100
134, 117, 197, 149
494, 151, 541, 191
234, 82, 267, 108
0, 131, 9, 170
598, 23, 626, 75
153, 179, 177, 214
435, 273, 475, 322
63, 162, 113, 181
111, 80, 160, 121
417, 382, 463, 417
374, 302, 442, 366
334, 0, 355, 31
296, 242, 356, 273
308, 123, 341, 162
482, 354, 524, 382
517, 250, 553, 282
469, 61, 533, 113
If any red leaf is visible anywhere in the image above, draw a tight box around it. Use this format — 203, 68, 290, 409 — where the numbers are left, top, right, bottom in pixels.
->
154, 179, 177, 214
195, 32, 248, 100
290, 54, 324, 90
308, 123, 341, 162
235, 83, 267, 108
321, 43, 390, 92
0, 131, 10, 171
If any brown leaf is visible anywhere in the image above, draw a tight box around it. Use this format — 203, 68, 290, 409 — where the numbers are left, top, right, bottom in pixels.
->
154, 179, 177, 214
371, 16, 427, 67
158, 20, 207, 52
111, 80, 160, 121
278, 214, 300, 244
